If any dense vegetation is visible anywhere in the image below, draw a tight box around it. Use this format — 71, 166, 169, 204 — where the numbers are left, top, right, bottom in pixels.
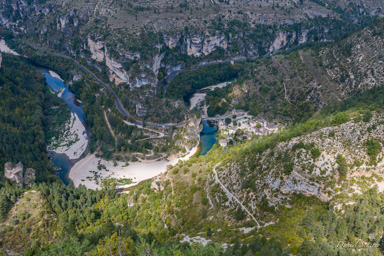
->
27, 54, 165, 159
0, 55, 58, 182
297, 188, 384, 256
0, 179, 289, 255
206, 86, 233, 117
1, 6, 384, 255
165, 63, 239, 102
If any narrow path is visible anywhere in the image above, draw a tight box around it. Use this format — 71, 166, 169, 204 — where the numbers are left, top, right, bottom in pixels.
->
166, 171, 175, 196
205, 176, 215, 209
283, 82, 291, 104
123, 120, 166, 138
104, 110, 116, 140
212, 162, 261, 229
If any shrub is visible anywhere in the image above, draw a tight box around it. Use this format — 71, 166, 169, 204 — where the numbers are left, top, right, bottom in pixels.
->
332, 112, 349, 125
354, 115, 362, 122
336, 154, 348, 178
284, 163, 294, 175
311, 148, 321, 158
234, 207, 246, 221
363, 111, 373, 123
292, 142, 305, 151
366, 139, 381, 165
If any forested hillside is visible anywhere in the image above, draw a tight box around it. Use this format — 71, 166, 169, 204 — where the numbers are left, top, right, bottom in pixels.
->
122, 81, 384, 255
2, 0, 384, 255
0, 0, 381, 124
0, 180, 290, 255
207, 18, 384, 123
0, 55, 58, 182
2, 51, 384, 255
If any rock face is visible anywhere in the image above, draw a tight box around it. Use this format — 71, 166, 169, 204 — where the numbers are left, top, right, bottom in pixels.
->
202, 34, 228, 55
152, 53, 165, 75
183, 34, 227, 57
4, 162, 36, 187
57, 16, 68, 31
298, 30, 309, 45
268, 30, 310, 53
164, 34, 181, 49
214, 112, 384, 214
106, 53, 130, 84
151, 175, 164, 192
24, 168, 36, 188
88, 37, 105, 62
87, 37, 131, 84
269, 31, 291, 53
4, 162, 23, 187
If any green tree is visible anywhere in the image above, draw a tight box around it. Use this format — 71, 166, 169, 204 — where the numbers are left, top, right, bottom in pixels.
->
336, 154, 348, 178
0, 193, 8, 222
40, 237, 90, 256
311, 148, 321, 158
234, 206, 246, 220
89, 233, 134, 256
332, 112, 349, 125
363, 111, 373, 122
366, 139, 381, 165
284, 163, 294, 175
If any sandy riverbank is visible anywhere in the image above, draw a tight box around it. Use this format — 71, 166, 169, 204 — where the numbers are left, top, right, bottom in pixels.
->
48, 112, 88, 160
49, 70, 64, 81
46, 70, 88, 160
69, 146, 198, 190
0, 39, 20, 56
189, 82, 231, 109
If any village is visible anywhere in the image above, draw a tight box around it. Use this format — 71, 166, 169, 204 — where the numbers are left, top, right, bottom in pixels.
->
214, 109, 281, 148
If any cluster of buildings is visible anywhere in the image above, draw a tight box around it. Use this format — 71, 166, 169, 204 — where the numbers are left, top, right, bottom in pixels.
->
217, 114, 280, 147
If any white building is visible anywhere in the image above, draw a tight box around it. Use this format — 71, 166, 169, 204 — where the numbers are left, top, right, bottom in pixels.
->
219, 139, 228, 147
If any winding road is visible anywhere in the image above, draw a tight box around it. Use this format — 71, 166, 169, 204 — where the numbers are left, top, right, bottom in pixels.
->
26, 42, 188, 128
27, 42, 246, 128
212, 162, 261, 229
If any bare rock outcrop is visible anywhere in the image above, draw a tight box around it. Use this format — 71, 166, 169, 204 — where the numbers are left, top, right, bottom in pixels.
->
214, 112, 384, 215
24, 168, 36, 188
183, 33, 227, 57
88, 37, 105, 62
4, 162, 36, 187
4, 162, 24, 186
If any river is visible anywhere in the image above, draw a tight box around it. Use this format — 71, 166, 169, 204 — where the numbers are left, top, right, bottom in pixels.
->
1, 38, 218, 187
41, 70, 88, 185
42, 71, 85, 120
199, 120, 218, 155
42, 69, 217, 185
189, 83, 228, 155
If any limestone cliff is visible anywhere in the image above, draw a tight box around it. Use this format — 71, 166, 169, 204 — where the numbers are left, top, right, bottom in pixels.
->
214, 112, 384, 216
4, 162, 36, 187
4, 162, 24, 186
182, 33, 228, 57
88, 37, 105, 62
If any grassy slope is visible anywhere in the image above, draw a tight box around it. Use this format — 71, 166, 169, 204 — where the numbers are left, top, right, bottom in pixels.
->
221, 19, 384, 122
